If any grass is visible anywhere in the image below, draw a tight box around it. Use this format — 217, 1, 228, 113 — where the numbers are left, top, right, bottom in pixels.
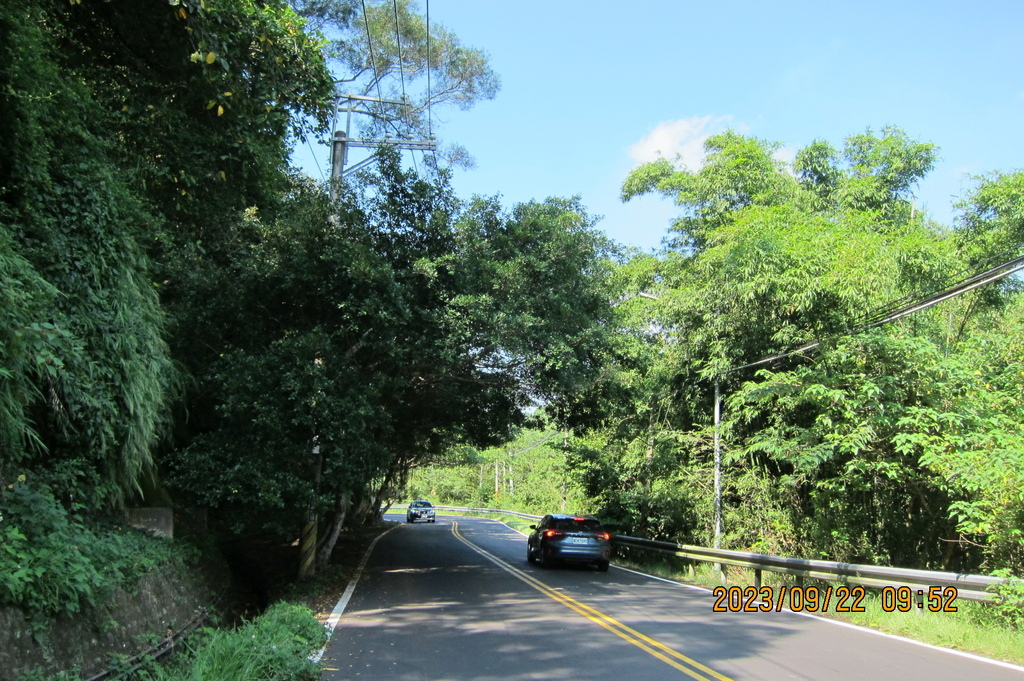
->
846, 596, 1024, 665
612, 549, 1024, 667
341, 512, 1024, 667
134, 602, 327, 681
16, 514, 1016, 679
74, 523, 399, 681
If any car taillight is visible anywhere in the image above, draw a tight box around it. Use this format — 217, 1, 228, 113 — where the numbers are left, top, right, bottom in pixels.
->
596, 532, 610, 541
544, 530, 564, 538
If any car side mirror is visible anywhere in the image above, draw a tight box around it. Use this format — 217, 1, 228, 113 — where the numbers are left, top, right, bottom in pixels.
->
529, 525, 537, 530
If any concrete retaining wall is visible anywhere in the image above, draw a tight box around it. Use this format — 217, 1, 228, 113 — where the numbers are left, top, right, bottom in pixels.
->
0, 556, 230, 680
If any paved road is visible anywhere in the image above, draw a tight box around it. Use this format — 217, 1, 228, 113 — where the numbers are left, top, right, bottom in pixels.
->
320, 516, 1024, 680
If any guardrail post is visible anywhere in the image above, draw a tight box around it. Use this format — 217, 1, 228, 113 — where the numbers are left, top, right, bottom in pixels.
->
754, 568, 762, 590
795, 575, 804, 588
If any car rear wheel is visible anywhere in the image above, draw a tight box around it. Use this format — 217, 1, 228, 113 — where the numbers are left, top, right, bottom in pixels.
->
597, 561, 610, 572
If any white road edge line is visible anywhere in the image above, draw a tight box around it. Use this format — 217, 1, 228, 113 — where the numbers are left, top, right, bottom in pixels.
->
459, 514, 1024, 675
309, 524, 400, 664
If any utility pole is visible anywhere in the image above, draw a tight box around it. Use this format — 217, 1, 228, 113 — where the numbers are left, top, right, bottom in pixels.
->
714, 378, 725, 583
298, 443, 321, 580
329, 94, 437, 199
714, 378, 722, 549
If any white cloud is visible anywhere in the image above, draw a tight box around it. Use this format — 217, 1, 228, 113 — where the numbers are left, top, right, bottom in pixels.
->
774, 145, 798, 173
627, 116, 737, 169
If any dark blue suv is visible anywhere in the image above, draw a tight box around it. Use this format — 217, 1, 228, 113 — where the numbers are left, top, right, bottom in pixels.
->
527, 514, 611, 571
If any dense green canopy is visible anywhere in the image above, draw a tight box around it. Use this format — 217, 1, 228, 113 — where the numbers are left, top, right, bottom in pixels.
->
2, 0, 1022, 608
561, 129, 1024, 572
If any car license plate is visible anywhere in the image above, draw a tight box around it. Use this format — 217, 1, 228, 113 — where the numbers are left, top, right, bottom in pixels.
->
572, 538, 588, 544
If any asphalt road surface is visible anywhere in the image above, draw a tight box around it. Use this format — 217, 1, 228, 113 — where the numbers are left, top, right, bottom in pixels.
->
319, 515, 1024, 680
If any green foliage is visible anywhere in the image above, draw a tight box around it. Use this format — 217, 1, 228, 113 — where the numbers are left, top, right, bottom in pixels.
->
598, 127, 1023, 573
978, 570, 1024, 631
906, 300, 1024, 569
624, 127, 938, 252
308, 0, 500, 165
955, 170, 1024, 265
164, 172, 404, 536
622, 131, 800, 250
453, 195, 618, 406
1, 0, 511, 607
0, 482, 176, 622
835, 126, 938, 220
409, 428, 590, 516
138, 602, 327, 681
1, 0, 337, 515
0, 0, 175, 506
733, 333, 970, 565
0, 229, 62, 459
57, 0, 334, 234
165, 151, 616, 552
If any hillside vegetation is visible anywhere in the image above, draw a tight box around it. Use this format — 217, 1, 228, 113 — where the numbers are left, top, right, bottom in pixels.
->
417, 130, 1024, 578
2, 4, 1023, 670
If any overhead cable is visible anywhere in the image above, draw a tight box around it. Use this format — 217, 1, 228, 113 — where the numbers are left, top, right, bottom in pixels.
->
849, 246, 1021, 330
426, 0, 439, 171
360, 0, 387, 118
392, 0, 416, 173
730, 252, 1024, 374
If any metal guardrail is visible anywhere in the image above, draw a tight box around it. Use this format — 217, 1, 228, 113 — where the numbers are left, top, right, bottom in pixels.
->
391, 504, 541, 521
402, 504, 1015, 603
612, 536, 1009, 603
431, 505, 543, 521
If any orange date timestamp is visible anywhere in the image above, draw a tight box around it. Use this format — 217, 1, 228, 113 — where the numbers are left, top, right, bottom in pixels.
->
711, 585, 959, 613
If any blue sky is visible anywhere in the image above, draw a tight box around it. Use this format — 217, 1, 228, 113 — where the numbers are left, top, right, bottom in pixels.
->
296, 0, 1023, 253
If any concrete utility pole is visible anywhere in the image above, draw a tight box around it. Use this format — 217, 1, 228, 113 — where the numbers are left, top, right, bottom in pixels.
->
714, 378, 724, 582
714, 378, 722, 550
329, 93, 437, 200
298, 443, 322, 580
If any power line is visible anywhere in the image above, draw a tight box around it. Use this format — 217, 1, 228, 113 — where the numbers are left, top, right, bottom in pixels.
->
306, 136, 326, 182
425, 0, 432, 138
331, 0, 435, 180
848, 246, 1021, 331
392, 0, 409, 107
730, 251, 1024, 374
391, 0, 416, 173
360, 0, 387, 121
426, 0, 439, 171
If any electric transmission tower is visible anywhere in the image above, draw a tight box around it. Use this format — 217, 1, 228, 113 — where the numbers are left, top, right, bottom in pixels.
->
329, 93, 437, 199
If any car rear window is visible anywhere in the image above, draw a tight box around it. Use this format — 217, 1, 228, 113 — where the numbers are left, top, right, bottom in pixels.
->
553, 518, 603, 531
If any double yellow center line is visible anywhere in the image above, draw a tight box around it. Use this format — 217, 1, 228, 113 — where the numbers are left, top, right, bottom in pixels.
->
451, 521, 734, 681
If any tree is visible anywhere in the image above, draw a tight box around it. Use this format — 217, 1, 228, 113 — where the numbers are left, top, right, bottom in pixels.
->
409, 427, 590, 516
621, 131, 800, 251
795, 126, 938, 223
622, 127, 938, 254
53, 0, 335, 247
955, 170, 1024, 267
599, 128, 1024, 571
293, 0, 500, 167
164, 150, 617, 571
